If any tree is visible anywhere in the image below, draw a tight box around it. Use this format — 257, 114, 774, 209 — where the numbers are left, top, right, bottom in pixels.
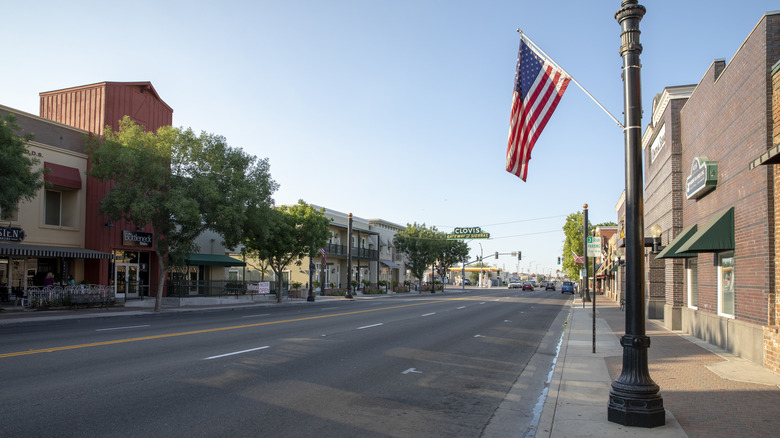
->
437, 237, 470, 290
245, 200, 330, 303
562, 210, 617, 280
0, 114, 46, 217
87, 116, 277, 312
394, 223, 439, 292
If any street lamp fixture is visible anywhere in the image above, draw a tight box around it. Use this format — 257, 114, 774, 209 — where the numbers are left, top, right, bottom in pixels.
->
650, 223, 665, 254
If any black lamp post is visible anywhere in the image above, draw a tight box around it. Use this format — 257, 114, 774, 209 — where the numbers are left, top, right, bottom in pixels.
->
307, 256, 315, 302
608, 0, 665, 427
583, 204, 591, 303
346, 213, 354, 299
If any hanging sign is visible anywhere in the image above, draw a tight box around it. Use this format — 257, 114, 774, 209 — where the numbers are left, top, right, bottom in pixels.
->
447, 227, 490, 240
686, 157, 718, 200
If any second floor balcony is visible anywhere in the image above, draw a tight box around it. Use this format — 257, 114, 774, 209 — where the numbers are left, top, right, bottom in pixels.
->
323, 243, 378, 261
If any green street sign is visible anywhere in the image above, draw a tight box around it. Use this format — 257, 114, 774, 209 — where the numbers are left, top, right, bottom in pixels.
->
447, 226, 490, 240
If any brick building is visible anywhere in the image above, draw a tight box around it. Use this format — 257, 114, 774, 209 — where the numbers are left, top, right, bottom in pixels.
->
642, 85, 695, 329
650, 12, 780, 370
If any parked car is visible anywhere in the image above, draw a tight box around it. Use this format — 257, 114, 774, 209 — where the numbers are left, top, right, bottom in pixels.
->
531, 281, 538, 288
508, 280, 522, 289
463, 279, 471, 285
561, 281, 575, 294
545, 281, 556, 291
522, 281, 534, 291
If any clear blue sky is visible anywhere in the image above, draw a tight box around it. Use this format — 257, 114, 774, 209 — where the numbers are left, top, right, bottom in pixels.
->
3, 1, 777, 276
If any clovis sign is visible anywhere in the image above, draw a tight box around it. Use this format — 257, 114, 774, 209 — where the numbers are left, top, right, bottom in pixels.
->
446, 227, 490, 240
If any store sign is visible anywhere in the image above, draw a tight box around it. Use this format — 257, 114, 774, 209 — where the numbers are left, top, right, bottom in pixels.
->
447, 226, 490, 239
686, 157, 718, 200
0, 226, 25, 242
123, 230, 153, 247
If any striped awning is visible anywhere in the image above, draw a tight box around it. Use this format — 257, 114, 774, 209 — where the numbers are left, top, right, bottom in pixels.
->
0, 243, 114, 259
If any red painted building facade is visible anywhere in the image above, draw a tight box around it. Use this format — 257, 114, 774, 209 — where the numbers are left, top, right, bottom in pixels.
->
39, 82, 173, 298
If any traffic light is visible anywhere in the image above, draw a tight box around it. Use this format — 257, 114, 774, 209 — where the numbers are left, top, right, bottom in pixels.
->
518, 251, 522, 261
558, 257, 561, 264
495, 252, 499, 259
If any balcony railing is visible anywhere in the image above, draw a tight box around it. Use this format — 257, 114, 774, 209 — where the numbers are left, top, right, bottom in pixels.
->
323, 243, 379, 260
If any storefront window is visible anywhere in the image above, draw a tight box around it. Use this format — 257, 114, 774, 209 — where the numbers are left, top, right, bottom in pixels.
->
718, 252, 734, 317
686, 257, 698, 308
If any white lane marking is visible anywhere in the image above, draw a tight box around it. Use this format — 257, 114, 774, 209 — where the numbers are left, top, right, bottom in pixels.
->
479, 302, 486, 304
241, 313, 271, 318
421, 313, 436, 317
402, 368, 423, 374
456, 306, 466, 310
204, 346, 270, 360
474, 334, 484, 338
96, 325, 150, 332
504, 320, 511, 323
357, 323, 383, 330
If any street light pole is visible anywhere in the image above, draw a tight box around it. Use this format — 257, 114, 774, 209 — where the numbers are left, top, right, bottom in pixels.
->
346, 213, 354, 299
583, 204, 591, 303
608, 0, 664, 427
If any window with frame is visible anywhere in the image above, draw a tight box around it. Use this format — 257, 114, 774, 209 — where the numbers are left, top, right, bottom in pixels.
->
43, 189, 77, 228
718, 252, 735, 317
686, 257, 698, 308
0, 205, 18, 221
44, 190, 61, 226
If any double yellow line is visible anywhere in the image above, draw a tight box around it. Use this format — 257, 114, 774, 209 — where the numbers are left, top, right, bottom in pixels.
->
1, 295, 490, 359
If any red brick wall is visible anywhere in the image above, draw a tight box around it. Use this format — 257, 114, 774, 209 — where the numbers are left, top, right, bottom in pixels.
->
765, 55, 780, 375
680, 16, 773, 325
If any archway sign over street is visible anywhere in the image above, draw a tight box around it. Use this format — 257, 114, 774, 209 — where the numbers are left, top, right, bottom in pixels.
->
447, 227, 490, 240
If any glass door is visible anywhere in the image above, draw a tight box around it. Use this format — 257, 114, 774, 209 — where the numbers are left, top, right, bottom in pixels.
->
116, 263, 139, 299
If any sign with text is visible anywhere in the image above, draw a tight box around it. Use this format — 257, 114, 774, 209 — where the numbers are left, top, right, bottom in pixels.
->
122, 230, 153, 247
586, 236, 602, 257
0, 226, 25, 242
447, 226, 490, 240
686, 157, 718, 200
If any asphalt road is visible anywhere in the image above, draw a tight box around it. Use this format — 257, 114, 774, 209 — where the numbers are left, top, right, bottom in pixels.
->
0, 288, 571, 437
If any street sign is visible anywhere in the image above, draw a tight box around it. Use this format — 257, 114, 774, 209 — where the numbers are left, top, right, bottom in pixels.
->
446, 226, 490, 239
586, 236, 602, 257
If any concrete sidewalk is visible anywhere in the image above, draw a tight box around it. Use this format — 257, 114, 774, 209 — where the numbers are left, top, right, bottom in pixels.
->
532, 295, 780, 438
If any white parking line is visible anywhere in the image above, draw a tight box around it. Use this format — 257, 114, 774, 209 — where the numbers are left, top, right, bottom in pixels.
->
204, 346, 270, 360
96, 325, 150, 332
421, 313, 436, 317
357, 323, 383, 330
456, 306, 466, 310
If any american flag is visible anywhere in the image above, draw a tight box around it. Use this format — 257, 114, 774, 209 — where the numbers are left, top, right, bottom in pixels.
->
319, 248, 327, 263
572, 250, 584, 264
506, 37, 570, 181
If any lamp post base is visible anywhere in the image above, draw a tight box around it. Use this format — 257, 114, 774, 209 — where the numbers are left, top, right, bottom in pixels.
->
608, 334, 665, 428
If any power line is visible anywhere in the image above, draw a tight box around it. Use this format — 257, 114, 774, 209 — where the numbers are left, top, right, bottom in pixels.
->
438, 214, 567, 229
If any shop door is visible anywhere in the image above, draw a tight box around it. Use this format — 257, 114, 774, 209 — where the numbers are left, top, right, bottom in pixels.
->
116, 263, 139, 299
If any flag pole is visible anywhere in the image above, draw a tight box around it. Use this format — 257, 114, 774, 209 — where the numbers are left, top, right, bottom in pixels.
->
517, 29, 624, 130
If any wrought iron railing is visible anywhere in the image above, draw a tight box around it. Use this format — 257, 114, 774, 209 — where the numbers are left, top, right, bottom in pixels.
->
323, 243, 378, 260
166, 280, 289, 298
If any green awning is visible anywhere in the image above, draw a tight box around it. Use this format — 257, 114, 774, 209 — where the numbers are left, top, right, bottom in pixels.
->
655, 224, 698, 259
609, 265, 618, 272
186, 253, 246, 267
678, 207, 735, 253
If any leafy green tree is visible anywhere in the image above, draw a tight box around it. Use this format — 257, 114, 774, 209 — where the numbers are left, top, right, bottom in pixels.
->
562, 212, 590, 280
87, 116, 277, 311
437, 237, 470, 291
0, 114, 46, 217
245, 200, 330, 303
394, 223, 439, 292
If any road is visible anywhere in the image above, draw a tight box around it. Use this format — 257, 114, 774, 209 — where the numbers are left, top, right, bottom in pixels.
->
0, 288, 572, 437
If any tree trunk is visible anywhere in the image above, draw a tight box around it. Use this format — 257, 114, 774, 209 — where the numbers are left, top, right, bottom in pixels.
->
276, 270, 283, 303
155, 248, 165, 312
